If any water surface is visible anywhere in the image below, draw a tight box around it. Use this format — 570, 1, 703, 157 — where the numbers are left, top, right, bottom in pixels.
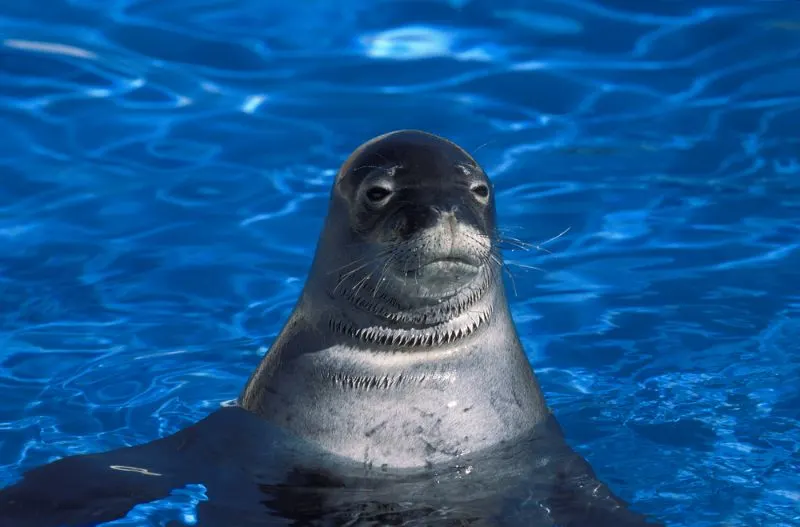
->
1, 1, 799, 526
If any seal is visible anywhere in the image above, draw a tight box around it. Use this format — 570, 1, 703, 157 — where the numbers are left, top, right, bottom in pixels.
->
238, 129, 547, 468
0, 130, 663, 527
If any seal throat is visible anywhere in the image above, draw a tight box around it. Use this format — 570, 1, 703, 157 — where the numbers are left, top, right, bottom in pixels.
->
327, 306, 493, 349
326, 269, 495, 350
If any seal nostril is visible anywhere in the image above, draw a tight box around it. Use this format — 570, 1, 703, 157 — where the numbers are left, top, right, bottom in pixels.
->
432, 205, 459, 216
447, 211, 458, 232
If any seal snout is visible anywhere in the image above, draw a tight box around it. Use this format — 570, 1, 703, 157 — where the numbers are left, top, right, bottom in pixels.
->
396, 208, 487, 276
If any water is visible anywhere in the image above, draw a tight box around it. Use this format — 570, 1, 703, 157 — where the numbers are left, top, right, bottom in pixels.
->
0, 0, 799, 525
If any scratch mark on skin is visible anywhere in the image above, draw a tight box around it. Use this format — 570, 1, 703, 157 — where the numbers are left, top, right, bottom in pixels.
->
109, 465, 162, 477
365, 420, 389, 437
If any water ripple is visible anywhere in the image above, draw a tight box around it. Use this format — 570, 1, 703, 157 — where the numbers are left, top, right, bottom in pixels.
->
1, 1, 799, 526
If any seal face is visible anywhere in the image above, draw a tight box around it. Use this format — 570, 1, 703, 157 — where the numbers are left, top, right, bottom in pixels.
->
327, 130, 498, 347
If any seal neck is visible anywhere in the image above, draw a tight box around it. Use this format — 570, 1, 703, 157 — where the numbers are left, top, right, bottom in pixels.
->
249, 277, 525, 391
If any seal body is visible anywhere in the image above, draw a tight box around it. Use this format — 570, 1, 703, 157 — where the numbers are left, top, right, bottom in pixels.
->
239, 295, 544, 468
0, 130, 663, 527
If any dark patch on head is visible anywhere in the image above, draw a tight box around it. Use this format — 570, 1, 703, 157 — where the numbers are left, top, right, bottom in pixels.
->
334, 130, 496, 240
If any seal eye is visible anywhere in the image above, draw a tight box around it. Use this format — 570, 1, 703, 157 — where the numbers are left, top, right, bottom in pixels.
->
470, 183, 490, 202
364, 185, 393, 205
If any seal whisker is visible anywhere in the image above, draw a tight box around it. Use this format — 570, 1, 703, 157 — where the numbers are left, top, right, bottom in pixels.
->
539, 226, 571, 247
496, 226, 572, 257
372, 251, 397, 299
328, 255, 370, 275
499, 237, 542, 253
502, 265, 518, 297
333, 261, 373, 294
333, 260, 376, 295
483, 246, 523, 296
331, 246, 398, 295
350, 163, 391, 175
351, 272, 374, 298
504, 261, 546, 273
472, 139, 497, 154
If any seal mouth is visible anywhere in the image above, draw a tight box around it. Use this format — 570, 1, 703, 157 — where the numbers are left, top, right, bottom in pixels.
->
403, 256, 480, 276
392, 254, 483, 303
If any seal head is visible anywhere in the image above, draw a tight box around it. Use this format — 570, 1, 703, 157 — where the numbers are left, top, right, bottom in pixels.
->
321, 130, 498, 347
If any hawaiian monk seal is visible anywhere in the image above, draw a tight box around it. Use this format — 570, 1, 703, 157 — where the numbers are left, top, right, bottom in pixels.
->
239, 129, 546, 469
0, 130, 663, 527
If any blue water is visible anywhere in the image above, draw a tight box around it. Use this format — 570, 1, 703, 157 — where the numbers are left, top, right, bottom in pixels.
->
1, 0, 799, 525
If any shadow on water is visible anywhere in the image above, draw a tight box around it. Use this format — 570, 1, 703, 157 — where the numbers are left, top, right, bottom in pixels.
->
0, 406, 663, 527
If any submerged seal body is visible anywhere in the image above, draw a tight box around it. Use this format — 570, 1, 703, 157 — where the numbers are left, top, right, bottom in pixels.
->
0, 131, 663, 527
239, 130, 546, 468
